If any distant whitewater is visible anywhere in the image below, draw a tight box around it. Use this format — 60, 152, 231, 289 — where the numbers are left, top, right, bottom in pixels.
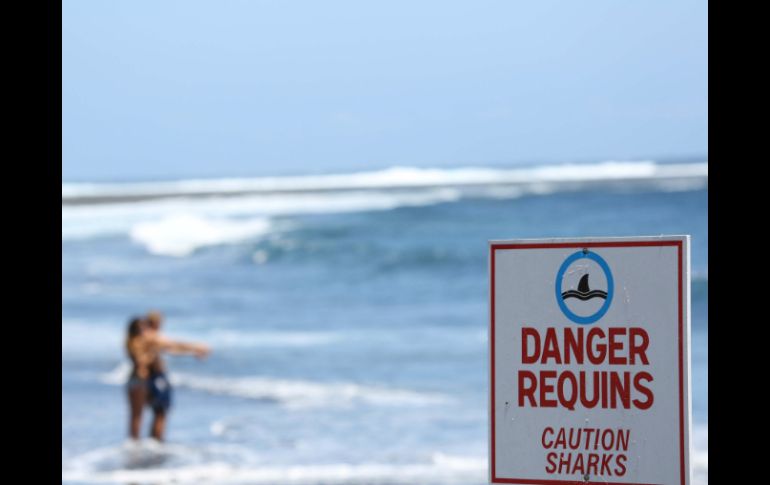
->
62, 161, 707, 256
62, 160, 707, 203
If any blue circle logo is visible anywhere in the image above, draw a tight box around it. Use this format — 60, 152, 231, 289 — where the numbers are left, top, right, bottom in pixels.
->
555, 250, 614, 324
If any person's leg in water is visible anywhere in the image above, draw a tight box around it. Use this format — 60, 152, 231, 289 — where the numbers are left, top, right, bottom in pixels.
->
150, 409, 167, 440
148, 371, 172, 441
127, 376, 147, 439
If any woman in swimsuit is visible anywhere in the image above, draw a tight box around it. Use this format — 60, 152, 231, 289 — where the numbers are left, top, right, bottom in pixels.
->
126, 316, 153, 440
125, 314, 211, 440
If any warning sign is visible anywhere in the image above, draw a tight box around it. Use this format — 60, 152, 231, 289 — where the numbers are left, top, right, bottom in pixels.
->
489, 237, 691, 485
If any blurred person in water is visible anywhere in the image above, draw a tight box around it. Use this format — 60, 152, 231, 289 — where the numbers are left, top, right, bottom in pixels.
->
125, 313, 210, 441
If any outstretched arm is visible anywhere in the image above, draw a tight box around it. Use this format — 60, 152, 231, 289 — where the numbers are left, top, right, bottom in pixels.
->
154, 335, 210, 358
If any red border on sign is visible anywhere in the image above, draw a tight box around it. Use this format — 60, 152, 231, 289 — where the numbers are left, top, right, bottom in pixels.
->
489, 240, 685, 485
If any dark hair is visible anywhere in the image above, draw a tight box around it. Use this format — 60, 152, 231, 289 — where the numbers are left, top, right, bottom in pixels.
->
127, 316, 145, 338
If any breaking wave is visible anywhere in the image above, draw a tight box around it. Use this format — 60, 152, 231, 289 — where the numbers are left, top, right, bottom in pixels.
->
62, 161, 707, 257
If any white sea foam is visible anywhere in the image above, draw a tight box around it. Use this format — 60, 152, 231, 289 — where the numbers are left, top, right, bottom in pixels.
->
62, 161, 707, 256
129, 214, 272, 257
63, 458, 486, 484
62, 161, 707, 200
62, 439, 707, 484
173, 373, 450, 408
98, 365, 451, 409
62, 440, 487, 485
62, 188, 461, 255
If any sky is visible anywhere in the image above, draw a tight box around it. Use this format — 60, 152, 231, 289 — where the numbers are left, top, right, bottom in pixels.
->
62, 0, 708, 182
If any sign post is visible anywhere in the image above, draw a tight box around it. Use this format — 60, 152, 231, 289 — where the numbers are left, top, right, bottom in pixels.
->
489, 236, 691, 485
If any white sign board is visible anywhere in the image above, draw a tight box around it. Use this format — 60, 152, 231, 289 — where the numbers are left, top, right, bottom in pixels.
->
489, 236, 691, 485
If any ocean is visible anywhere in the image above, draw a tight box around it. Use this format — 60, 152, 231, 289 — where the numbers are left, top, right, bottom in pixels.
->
61, 160, 708, 484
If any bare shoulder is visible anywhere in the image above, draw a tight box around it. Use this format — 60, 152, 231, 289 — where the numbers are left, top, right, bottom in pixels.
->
143, 331, 165, 344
